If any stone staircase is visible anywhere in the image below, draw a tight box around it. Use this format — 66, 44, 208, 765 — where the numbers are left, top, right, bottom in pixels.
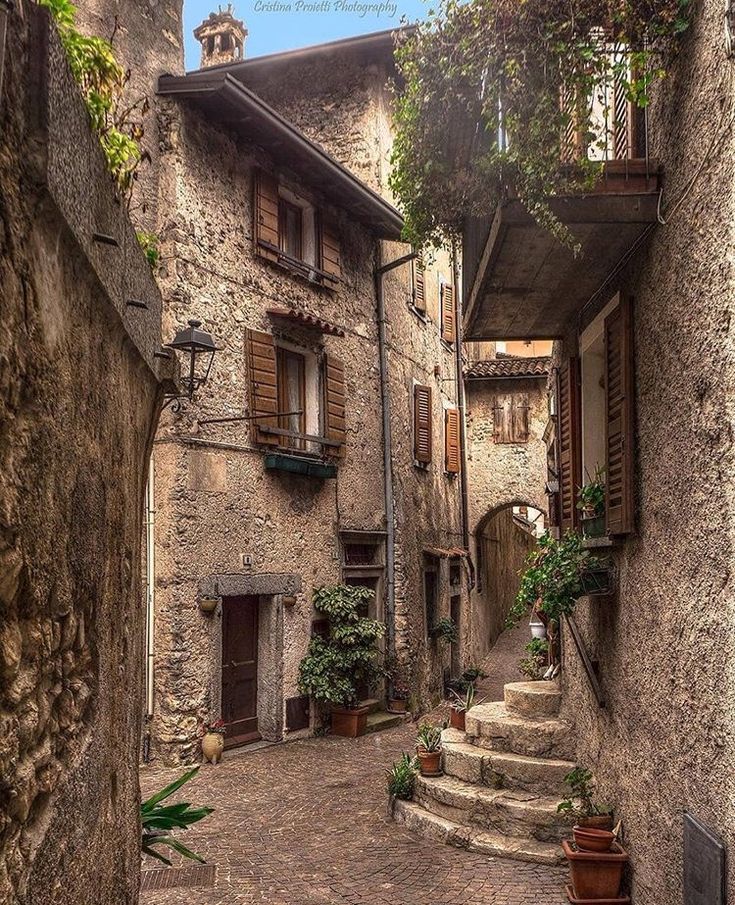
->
393, 681, 575, 865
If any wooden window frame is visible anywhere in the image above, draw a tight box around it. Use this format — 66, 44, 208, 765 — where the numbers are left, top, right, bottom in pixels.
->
493, 393, 530, 444
278, 197, 303, 263
276, 346, 307, 451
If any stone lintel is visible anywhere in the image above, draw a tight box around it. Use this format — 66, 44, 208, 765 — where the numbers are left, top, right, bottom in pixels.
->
199, 572, 302, 598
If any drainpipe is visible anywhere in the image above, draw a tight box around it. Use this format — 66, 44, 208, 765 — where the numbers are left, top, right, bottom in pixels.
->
452, 250, 471, 572
374, 248, 417, 662
143, 457, 156, 760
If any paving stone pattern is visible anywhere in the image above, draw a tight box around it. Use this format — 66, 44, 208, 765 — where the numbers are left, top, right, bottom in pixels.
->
140, 624, 566, 905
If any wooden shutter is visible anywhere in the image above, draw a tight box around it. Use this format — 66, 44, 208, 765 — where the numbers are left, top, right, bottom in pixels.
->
558, 358, 581, 530
319, 217, 341, 287
414, 385, 432, 464
412, 258, 426, 312
441, 283, 455, 343
445, 408, 461, 474
245, 329, 279, 445
493, 394, 511, 443
324, 353, 346, 457
512, 394, 530, 442
253, 170, 279, 262
605, 297, 635, 534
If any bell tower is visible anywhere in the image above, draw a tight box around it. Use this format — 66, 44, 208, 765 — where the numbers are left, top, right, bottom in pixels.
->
194, 5, 247, 68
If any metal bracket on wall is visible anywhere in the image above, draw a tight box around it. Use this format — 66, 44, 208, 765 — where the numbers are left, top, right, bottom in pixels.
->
564, 614, 605, 708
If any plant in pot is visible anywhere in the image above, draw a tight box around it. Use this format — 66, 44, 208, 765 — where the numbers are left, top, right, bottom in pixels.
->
519, 638, 549, 681
385, 654, 411, 713
430, 616, 458, 645
386, 752, 418, 801
448, 683, 484, 731
297, 584, 385, 738
415, 722, 443, 776
200, 719, 226, 764
557, 768, 614, 831
577, 466, 606, 539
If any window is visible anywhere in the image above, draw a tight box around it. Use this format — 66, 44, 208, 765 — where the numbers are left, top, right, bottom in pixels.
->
440, 282, 455, 344
245, 329, 346, 458
253, 170, 341, 288
279, 199, 303, 262
276, 347, 306, 450
413, 384, 433, 464
411, 257, 426, 313
423, 554, 439, 636
220, 32, 232, 51
493, 393, 530, 443
444, 408, 461, 473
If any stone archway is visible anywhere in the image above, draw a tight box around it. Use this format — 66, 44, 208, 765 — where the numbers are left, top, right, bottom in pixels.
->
469, 500, 547, 663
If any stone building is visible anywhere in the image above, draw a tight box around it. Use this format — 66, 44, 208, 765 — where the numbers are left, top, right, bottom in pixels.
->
460, 0, 735, 899
0, 6, 169, 904
464, 346, 551, 658
139, 24, 470, 762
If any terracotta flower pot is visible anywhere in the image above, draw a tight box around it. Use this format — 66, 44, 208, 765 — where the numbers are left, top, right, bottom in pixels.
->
573, 826, 615, 853
387, 697, 407, 714
565, 884, 630, 904
201, 731, 225, 764
577, 814, 614, 831
331, 704, 369, 738
562, 839, 628, 900
416, 747, 442, 776
449, 708, 465, 731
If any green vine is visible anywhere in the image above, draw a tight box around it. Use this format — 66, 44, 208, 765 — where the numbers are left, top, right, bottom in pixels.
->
136, 230, 161, 271
390, 0, 691, 252
38, 0, 149, 198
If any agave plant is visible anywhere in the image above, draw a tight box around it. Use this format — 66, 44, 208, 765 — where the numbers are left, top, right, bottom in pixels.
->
449, 683, 485, 713
416, 722, 443, 753
141, 767, 213, 866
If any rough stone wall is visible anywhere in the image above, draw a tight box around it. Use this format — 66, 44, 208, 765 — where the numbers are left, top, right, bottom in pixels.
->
0, 8, 165, 904
558, 2, 735, 900
464, 375, 548, 661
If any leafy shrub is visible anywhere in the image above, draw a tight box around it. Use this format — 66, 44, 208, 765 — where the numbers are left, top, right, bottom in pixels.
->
297, 585, 385, 708
557, 767, 612, 820
141, 767, 213, 866
387, 753, 417, 800
519, 638, 549, 680
431, 616, 458, 644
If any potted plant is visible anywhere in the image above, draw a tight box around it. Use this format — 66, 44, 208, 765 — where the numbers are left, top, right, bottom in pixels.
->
415, 723, 443, 776
449, 683, 484, 731
562, 839, 629, 900
385, 654, 410, 713
430, 616, 458, 645
557, 768, 614, 830
519, 638, 549, 680
386, 752, 418, 801
577, 466, 606, 538
297, 584, 385, 738
200, 719, 226, 764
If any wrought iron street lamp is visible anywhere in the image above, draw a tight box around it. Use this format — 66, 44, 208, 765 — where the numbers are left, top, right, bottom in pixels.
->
162, 319, 219, 411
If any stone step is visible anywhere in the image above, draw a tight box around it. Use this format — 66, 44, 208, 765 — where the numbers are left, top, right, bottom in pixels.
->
504, 681, 561, 719
364, 711, 404, 734
465, 702, 575, 760
392, 799, 564, 866
414, 774, 569, 843
359, 698, 382, 715
442, 734, 575, 795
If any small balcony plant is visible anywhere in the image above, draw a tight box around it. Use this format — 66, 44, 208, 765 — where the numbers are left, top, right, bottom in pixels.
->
297, 584, 385, 738
415, 722, 443, 776
577, 465, 606, 538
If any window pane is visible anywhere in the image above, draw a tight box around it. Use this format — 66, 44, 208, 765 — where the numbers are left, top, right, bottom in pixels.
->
277, 348, 306, 449
279, 200, 303, 261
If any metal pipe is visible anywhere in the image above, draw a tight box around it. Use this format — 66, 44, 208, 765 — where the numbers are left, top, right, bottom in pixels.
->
145, 459, 156, 721
452, 250, 472, 575
374, 248, 417, 662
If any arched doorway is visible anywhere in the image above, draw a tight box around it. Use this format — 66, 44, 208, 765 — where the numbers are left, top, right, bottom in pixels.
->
471, 501, 546, 660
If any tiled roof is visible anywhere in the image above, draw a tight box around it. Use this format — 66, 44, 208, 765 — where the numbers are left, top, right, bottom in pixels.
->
465, 356, 551, 380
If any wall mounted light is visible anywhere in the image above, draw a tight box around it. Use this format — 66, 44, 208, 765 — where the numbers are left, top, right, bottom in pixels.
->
162, 319, 219, 412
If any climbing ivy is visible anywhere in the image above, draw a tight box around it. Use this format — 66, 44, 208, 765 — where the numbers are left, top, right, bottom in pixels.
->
38, 0, 149, 198
390, 0, 691, 251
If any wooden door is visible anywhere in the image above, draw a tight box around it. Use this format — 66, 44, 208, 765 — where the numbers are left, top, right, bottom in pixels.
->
346, 575, 380, 702
221, 596, 260, 747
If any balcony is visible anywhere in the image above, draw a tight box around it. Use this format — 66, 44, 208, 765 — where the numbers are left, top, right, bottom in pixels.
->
462, 48, 661, 341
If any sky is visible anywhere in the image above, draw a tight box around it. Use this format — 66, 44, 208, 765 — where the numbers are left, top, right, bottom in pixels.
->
184, 0, 431, 69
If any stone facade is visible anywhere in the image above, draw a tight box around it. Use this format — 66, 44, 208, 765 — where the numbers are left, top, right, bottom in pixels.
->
139, 31, 467, 763
0, 8, 167, 904
546, 2, 735, 901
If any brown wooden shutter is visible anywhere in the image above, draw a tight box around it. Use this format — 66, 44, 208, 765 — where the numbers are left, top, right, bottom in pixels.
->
441, 283, 455, 343
319, 217, 341, 287
605, 297, 635, 534
512, 394, 530, 442
253, 170, 279, 262
412, 258, 426, 312
445, 408, 461, 473
323, 353, 346, 458
493, 394, 512, 443
558, 358, 581, 530
414, 385, 432, 463
245, 329, 279, 445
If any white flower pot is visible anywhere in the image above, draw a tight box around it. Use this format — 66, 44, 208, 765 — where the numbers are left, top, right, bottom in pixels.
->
529, 619, 547, 640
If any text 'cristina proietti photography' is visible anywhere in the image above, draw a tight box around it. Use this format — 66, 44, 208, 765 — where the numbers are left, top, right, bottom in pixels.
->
0, 0, 732, 902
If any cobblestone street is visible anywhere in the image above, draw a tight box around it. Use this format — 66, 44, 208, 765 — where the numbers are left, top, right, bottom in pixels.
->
140, 622, 567, 905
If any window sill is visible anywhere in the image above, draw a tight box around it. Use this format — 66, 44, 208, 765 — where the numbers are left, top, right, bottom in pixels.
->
264, 453, 337, 479
257, 245, 339, 291
581, 536, 620, 551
